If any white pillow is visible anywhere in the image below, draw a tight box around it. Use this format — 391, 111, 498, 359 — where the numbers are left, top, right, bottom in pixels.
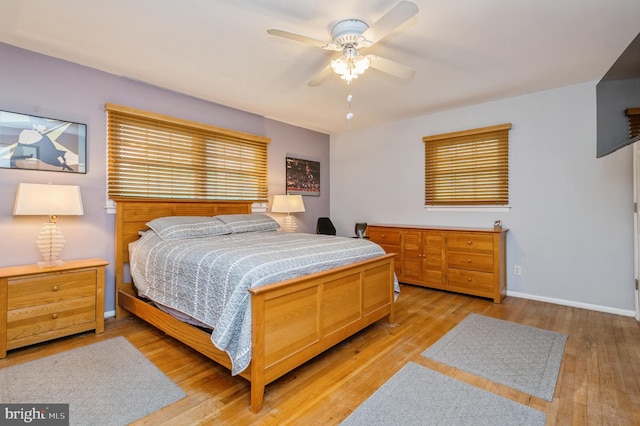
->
146, 216, 231, 240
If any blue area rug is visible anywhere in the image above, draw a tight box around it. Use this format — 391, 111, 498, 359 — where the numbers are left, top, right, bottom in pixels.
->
0, 337, 185, 425
341, 362, 545, 425
422, 313, 568, 401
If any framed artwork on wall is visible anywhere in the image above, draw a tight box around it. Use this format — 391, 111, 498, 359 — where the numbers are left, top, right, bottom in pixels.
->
0, 110, 87, 173
286, 156, 320, 196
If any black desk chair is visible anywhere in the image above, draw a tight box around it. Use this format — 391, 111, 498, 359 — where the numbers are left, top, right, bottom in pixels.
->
316, 217, 336, 235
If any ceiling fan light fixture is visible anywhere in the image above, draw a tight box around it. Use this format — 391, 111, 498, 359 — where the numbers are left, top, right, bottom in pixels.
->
353, 55, 371, 74
331, 56, 349, 75
331, 48, 371, 83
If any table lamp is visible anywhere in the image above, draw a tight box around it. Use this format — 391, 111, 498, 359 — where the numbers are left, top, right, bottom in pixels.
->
271, 194, 305, 232
13, 183, 84, 268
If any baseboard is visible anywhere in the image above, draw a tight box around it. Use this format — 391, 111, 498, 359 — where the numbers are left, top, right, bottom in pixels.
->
507, 291, 636, 317
105, 297, 636, 319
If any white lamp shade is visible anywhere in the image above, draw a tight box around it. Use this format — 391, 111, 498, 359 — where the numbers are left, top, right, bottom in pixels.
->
14, 183, 84, 216
271, 194, 305, 213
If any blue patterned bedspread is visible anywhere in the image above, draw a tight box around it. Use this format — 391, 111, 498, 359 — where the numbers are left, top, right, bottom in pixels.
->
129, 231, 397, 375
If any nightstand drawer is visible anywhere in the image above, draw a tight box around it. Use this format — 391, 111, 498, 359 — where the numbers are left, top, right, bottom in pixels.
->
0, 258, 108, 358
7, 270, 96, 310
447, 233, 494, 252
447, 251, 494, 272
6, 296, 96, 342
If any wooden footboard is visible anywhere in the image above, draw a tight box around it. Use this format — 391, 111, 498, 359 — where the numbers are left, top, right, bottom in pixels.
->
114, 199, 396, 412
248, 253, 395, 411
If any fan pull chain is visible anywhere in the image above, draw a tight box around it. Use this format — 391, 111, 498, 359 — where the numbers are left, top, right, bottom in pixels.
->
346, 93, 353, 130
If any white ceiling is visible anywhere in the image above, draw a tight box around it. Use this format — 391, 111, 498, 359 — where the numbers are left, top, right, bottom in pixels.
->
1, 0, 639, 135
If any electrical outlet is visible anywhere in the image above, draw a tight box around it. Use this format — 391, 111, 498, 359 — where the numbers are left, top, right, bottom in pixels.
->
514, 265, 522, 276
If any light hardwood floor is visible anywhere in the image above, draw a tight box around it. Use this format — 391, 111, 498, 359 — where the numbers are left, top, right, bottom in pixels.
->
2, 284, 639, 425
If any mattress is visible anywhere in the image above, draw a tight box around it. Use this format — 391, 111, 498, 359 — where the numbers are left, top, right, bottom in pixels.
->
129, 229, 397, 374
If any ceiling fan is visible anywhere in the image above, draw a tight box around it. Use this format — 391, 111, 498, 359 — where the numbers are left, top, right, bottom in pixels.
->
267, 1, 419, 86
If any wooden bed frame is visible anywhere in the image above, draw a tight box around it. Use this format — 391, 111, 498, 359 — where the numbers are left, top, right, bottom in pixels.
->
114, 199, 396, 413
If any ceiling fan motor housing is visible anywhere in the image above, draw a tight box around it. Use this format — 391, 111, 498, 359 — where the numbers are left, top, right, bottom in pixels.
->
331, 19, 370, 48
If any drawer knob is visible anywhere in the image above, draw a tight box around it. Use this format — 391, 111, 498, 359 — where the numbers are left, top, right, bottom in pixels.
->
51, 313, 59, 319
52, 285, 59, 292
467, 240, 472, 245
467, 277, 472, 282
467, 258, 472, 263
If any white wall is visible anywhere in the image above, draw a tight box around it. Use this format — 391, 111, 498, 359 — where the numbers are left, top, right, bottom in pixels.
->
330, 81, 635, 314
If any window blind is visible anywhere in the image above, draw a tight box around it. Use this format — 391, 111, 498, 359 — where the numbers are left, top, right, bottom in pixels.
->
106, 104, 269, 201
626, 108, 640, 138
423, 123, 511, 206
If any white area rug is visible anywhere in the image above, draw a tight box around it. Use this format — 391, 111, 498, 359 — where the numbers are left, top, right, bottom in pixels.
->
341, 362, 545, 425
0, 336, 186, 425
422, 313, 568, 401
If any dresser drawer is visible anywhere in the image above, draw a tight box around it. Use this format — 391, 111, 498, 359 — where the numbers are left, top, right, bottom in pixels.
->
368, 228, 402, 245
6, 296, 96, 342
377, 243, 401, 256
372, 244, 401, 278
447, 233, 494, 252
447, 251, 494, 272
448, 268, 494, 292
7, 270, 96, 310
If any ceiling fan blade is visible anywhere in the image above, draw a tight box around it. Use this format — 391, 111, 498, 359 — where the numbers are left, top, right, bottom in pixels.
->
362, 1, 419, 45
307, 63, 334, 87
368, 55, 415, 80
267, 28, 334, 49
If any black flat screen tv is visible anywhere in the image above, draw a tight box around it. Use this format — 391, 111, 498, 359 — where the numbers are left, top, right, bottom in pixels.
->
596, 32, 640, 158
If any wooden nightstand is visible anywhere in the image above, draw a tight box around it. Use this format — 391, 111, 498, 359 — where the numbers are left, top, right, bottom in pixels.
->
0, 258, 108, 358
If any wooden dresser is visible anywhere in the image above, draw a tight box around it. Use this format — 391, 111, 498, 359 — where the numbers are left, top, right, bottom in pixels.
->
368, 225, 507, 303
0, 258, 108, 358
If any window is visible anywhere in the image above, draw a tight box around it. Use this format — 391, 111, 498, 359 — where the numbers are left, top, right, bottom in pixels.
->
106, 104, 269, 201
626, 108, 640, 139
423, 123, 511, 206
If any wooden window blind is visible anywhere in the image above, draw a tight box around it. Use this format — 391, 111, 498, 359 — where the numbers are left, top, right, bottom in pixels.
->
626, 108, 640, 139
423, 123, 511, 206
106, 104, 269, 201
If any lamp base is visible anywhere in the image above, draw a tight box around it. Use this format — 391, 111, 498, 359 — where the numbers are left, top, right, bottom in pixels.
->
280, 214, 298, 232
36, 222, 66, 268
38, 260, 64, 268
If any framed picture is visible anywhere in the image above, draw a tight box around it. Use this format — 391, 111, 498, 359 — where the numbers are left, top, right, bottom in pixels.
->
286, 156, 320, 196
0, 110, 87, 173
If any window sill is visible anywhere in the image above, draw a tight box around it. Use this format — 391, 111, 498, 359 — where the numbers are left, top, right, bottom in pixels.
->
425, 205, 510, 213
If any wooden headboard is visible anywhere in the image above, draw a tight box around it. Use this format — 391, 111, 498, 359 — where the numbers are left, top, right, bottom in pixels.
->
114, 198, 253, 318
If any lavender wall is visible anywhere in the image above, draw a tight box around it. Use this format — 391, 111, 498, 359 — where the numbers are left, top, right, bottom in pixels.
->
0, 43, 329, 314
